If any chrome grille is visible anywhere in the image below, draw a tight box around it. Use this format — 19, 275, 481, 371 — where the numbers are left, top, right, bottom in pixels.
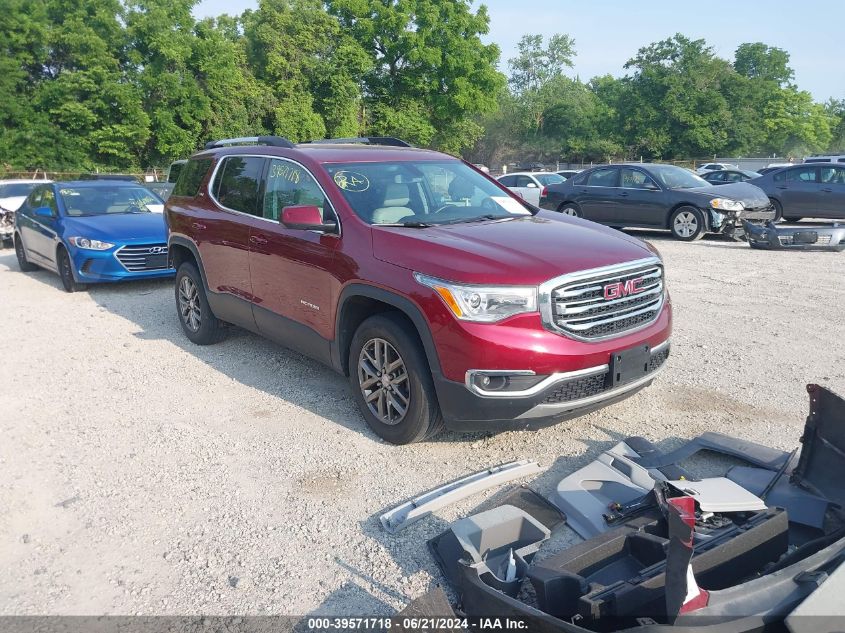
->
115, 244, 171, 272
546, 261, 664, 340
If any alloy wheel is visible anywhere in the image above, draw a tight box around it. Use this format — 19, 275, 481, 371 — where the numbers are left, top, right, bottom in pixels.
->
178, 276, 201, 332
674, 211, 698, 238
357, 338, 410, 425
561, 206, 578, 216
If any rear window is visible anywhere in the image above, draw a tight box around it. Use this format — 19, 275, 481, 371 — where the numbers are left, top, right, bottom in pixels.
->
167, 161, 187, 183
172, 159, 211, 197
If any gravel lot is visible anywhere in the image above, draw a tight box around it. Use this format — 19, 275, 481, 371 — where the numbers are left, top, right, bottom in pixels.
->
1, 230, 844, 616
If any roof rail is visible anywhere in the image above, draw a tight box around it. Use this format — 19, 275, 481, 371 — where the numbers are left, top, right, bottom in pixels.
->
204, 136, 295, 150
302, 136, 413, 148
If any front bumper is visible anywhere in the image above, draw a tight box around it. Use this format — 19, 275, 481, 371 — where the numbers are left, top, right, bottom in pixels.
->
744, 220, 845, 251
70, 245, 175, 283
435, 339, 670, 432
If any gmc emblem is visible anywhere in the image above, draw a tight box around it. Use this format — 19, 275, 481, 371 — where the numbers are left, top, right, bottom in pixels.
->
604, 278, 645, 300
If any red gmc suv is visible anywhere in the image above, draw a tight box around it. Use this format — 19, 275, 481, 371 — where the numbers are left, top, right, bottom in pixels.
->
165, 136, 672, 444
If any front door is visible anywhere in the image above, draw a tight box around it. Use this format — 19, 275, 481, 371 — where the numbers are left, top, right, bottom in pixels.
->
613, 168, 665, 227
18, 185, 60, 267
247, 158, 340, 359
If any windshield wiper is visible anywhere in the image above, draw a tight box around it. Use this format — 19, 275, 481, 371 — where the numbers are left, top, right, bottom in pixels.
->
440, 214, 509, 225
376, 221, 432, 228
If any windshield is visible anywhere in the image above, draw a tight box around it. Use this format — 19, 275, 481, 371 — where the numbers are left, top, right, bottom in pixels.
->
324, 160, 533, 226
534, 173, 565, 186
649, 165, 710, 189
58, 186, 162, 217
0, 183, 40, 198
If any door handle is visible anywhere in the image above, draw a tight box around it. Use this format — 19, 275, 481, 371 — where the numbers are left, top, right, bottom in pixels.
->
250, 235, 268, 245
191, 222, 207, 230
618, 191, 629, 197
821, 188, 833, 193
775, 186, 788, 190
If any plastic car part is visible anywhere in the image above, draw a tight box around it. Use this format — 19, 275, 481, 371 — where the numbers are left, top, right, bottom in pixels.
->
743, 220, 845, 251
548, 441, 666, 539
785, 555, 845, 632
666, 477, 767, 513
379, 460, 543, 534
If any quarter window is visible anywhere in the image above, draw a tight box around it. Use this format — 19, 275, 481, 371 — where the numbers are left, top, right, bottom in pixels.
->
212, 156, 266, 215
498, 175, 516, 187
263, 159, 334, 224
586, 168, 618, 187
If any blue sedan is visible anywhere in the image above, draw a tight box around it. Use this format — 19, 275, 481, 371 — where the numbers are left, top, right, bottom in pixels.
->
13, 180, 175, 292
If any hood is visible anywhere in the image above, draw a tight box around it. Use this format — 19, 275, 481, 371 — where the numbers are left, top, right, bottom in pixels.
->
62, 213, 168, 244
372, 214, 655, 286
0, 196, 26, 212
685, 182, 770, 209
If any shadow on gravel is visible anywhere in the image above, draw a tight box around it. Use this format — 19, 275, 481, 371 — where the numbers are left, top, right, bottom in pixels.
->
3, 249, 486, 444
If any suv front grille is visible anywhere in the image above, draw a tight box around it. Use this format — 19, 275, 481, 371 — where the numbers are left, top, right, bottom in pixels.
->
115, 244, 171, 271
548, 261, 664, 340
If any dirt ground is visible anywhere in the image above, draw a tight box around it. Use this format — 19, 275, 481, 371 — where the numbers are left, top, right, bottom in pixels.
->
1, 229, 844, 616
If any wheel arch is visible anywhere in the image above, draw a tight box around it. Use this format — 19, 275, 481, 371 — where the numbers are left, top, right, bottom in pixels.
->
168, 236, 209, 290
334, 284, 442, 379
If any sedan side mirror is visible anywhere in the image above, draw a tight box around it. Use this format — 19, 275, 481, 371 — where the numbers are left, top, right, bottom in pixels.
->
33, 206, 54, 218
281, 205, 337, 232
525, 182, 538, 188
644, 182, 660, 191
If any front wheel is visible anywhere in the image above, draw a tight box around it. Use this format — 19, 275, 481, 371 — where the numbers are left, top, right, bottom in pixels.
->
669, 207, 706, 241
558, 203, 581, 217
175, 262, 227, 345
769, 198, 784, 222
348, 313, 443, 444
57, 247, 87, 292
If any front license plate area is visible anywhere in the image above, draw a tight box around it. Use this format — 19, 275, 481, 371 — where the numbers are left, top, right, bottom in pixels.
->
610, 344, 651, 387
793, 231, 819, 245
145, 254, 169, 269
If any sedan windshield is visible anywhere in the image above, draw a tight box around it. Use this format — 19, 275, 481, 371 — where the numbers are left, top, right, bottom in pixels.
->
324, 161, 533, 226
0, 183, 39, 198
648, 165, 710, 189
58, 186, 162, 217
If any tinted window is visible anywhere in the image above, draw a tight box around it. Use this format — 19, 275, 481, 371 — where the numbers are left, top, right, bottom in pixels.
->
498, 175, 516, 187
167, 161, 186, 183
515, 175, 536, 188
621, 168, 658, 188
535, 173, 565, 186
586, 168, 617, 187
706, 172, 725, 182
821, 166, 845, 184
780, 167, 817, 183
0, 182, 40, 198
172, 158, 212, 197
25, 187, 44, 209
212, 156, 265, 215
724, 172, 744, 182
263, 159, 334, 223
571, 172, 588, 185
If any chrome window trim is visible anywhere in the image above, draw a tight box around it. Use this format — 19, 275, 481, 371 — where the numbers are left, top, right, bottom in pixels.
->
539, 256, 665, 342
207, 154, 342, 237
465, 338, 670, 398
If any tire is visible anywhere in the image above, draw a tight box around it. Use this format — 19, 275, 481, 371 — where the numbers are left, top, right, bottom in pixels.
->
557, 202, 581, 217
669, 206, 706, 241
175, 261, 227, 345
57, 247, 87, 292
14, 234, 37, 272
769, 198, 784, 222
348, 313, 443, 444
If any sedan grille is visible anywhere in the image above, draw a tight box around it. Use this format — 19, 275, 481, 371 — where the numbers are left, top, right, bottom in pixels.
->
115, 244, 171, 272
548, 261, 664, 340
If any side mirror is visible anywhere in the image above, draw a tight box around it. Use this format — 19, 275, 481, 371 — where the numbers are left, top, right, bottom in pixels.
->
644, 182, 660, 191
34, 206, 54, 218
281, 205, 337, 232
525, 182, 538, 188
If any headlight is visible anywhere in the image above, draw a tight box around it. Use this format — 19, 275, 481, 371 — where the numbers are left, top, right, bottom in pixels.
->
710, 198, 744, 212
68, 236, 115, 250
414, 273, 537, 323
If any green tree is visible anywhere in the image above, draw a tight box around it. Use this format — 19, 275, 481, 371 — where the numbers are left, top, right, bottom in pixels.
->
734, 42, 793, 86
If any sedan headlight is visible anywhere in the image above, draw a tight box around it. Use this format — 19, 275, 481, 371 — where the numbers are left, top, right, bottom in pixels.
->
68, 236, 115, 251
709, 198, 744, 212
414, 273, 537, 323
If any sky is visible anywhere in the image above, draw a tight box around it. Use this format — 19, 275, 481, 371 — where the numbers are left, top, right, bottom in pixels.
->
193, 0, 844, 103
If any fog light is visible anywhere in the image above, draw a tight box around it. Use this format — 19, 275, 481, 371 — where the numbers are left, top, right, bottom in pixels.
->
467, 371, 549, 395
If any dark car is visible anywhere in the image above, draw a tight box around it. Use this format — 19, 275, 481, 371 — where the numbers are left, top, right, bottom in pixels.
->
542, 163, 774, 241
165, 136, 671, 444
750, 162, 845, 221
702, 169, 761, 185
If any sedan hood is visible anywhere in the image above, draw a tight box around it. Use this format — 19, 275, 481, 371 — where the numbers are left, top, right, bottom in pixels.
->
62, 213, 168, 244
372, 214, 655, 286
685, 182, 770, 209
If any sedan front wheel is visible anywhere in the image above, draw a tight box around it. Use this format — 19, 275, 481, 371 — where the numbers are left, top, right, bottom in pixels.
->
669, 206, 706, 241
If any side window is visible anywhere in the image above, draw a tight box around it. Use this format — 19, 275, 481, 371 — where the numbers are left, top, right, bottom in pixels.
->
263, 159, 334, 223
25, 187, 44, 210
571, 172, 588, 185
212, 156, 266, 215
820, 166, 843, 184
621, 168, 657, 188
709, 172, 725, 182
40, 187, 58, 214
498, 175, 516, 187
587, 168, 618, 187
515, 175, 536, 188
725, 172, 743, 182
786, 167, 817, 183
172, 158, 212, 197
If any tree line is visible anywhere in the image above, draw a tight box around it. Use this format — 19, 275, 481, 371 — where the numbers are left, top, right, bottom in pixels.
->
1, 0, 843, 172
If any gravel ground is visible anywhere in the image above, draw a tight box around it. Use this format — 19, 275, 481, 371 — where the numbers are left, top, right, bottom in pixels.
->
1, 230, 844, 617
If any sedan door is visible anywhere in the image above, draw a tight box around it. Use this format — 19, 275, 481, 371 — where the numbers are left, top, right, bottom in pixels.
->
771, 166, 820, 217
578, 167, 621, 222
513, 175, 542, 205
17, 185, 60, 267
611, 168, 665, 227
818, 166, 845, 218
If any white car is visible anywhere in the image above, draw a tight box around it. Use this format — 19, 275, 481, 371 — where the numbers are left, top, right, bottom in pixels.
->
496, 171, 565, 206
695, 163, 737, 175
0, 179, 52, 213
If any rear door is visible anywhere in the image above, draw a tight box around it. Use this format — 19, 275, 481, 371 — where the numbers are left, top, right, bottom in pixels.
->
773, 166, 819, 216
818, 165, 845, 218
611, 167, 665, 227
578, 167, 620, 222
247, 158, 340, 359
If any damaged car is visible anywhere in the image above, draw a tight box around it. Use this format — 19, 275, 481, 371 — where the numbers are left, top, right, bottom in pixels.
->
743, 220, 845, 252
389, 383, 845, 631
542, 164, 775, 241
